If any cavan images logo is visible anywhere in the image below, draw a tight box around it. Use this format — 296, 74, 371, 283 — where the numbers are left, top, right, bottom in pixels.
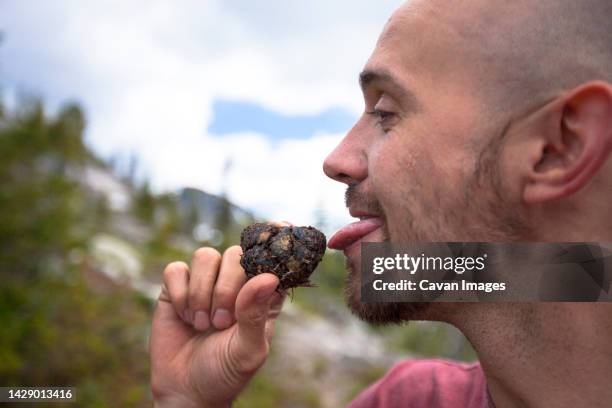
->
361, 243, 612, 302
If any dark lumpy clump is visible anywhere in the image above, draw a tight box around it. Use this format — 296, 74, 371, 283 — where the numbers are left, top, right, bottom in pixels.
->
240, 223, 326, 290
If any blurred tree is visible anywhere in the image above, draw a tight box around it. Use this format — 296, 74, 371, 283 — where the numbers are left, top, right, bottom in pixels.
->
0, 97, 151, 407
214, 194, 233, 250
133, 180, 155, 224
142, 191, 191, 276
51, 103, 87, 163
126, 152, 139, 185
185, 196, 200, 235
156, 193, 182, 237
93, 193, 111, 230
215, 158, 237, 251
0, 98, 86, 274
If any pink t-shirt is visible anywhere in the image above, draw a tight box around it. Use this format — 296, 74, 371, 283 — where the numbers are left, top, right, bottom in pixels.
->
347, 359, 492, 408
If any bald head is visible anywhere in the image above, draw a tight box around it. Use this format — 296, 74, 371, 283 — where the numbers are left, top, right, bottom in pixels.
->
396, 0, 612, 118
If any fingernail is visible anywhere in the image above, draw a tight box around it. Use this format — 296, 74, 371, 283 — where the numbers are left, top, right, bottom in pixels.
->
256, 284, 277, 301
194, 311, 210, 331
212, 308, 232, 329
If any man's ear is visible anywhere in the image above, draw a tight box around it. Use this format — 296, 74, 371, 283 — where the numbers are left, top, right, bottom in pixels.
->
522, 81, 612, 204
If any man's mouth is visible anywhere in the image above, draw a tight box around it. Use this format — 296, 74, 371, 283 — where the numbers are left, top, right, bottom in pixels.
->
327, 216, 384, 252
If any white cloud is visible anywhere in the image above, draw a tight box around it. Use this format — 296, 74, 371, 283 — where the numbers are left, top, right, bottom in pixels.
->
0, 0, 402, 230
223, 132, 350, 234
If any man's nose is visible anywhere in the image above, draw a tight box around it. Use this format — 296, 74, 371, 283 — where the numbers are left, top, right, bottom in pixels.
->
322, 122, 368, 185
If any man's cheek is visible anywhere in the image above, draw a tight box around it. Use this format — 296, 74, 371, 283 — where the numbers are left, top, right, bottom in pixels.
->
370, 183, 404, 241
369, 145, 410, 233
369, 157, 395, 207
369, 141, 409, 187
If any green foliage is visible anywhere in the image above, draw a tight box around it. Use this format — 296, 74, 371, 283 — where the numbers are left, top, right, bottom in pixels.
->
214, 194, 233, 248
291, 251, 347, 315
379, 321, 476, 361
133, 181, 155, 224
346, 365, 388, 402
236, 370, 325, 408
312, 251, 347, 296
140, 192, 192, 278
0, 97, 151, 407
0, 99, 89, 275
234, 373, 287, 408
0, 274, 151, 406
213, 193, 250, 253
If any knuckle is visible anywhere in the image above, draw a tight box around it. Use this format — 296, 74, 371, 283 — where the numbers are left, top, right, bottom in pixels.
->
188, 285, 211, 310
214, 285, 236, 304
245, 310, 268, 328
235, 344, 269, 374
193, 247, 221, 265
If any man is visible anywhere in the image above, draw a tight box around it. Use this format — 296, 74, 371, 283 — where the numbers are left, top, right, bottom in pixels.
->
150, 0, 612, 406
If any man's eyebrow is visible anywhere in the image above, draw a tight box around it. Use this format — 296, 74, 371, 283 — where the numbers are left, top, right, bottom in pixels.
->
359, 69, 418, 108
359, 69, 395, 91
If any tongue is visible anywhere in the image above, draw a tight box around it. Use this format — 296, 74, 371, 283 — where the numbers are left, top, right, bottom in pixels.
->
328, 218, 384, 250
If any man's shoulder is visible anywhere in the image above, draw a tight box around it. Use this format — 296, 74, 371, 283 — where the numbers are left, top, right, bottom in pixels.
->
347, 358, 489, 408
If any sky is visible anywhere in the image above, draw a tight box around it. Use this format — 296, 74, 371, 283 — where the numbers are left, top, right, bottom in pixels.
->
0, 0, 402, 235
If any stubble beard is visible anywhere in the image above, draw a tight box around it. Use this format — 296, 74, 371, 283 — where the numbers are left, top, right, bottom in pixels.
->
342, 136, 532, 325
342, 220, 431, 325
344, 258, 431, 325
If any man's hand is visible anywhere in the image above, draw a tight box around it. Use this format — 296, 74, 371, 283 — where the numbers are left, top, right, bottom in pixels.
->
149, 245, 285, 408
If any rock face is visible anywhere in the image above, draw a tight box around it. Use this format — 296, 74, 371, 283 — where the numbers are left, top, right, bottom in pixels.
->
240, 223, 326, 290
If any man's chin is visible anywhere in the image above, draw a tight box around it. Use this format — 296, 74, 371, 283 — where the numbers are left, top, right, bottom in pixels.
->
344, 258, 430, 325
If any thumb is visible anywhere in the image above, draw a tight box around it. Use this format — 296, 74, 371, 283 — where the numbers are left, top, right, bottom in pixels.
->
229, 273, 279, 373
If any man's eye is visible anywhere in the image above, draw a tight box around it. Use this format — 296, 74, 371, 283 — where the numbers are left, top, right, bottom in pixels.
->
366, 109, 396, 125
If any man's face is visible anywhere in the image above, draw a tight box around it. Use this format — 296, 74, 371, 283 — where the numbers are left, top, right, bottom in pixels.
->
324, 2, 530, 323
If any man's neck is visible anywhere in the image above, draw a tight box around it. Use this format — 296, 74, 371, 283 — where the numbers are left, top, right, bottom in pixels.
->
447, 303, 612, 408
